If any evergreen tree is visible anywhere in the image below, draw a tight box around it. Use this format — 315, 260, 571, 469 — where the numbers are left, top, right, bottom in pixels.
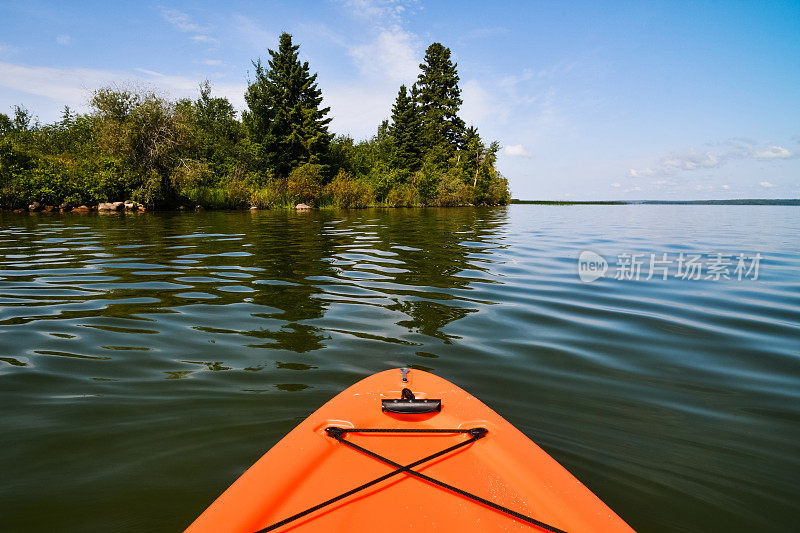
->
459, 125, 483, 183
388, 84, 422, 170
416, 43, 465, 155
462, 125, 480, 148
243, 32, 331, 177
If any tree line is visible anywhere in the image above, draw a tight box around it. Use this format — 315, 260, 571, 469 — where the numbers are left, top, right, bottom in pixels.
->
0, 33, 510, 210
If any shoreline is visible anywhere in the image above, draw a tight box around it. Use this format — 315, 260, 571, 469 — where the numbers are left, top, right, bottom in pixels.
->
4, 199, 798, 214
511, 199, 800, 206
0, 202, 509, 214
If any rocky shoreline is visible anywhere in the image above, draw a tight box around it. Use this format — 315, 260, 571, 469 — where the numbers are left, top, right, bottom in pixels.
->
5, 201, 372, 214
9, 200, 147, 214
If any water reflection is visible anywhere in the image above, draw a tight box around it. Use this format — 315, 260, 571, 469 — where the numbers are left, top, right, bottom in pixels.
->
2, 206, 798, 533
0, 208, 510, 380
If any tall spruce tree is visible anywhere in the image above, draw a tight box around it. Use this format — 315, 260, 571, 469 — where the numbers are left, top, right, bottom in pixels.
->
388, 84, 422, 170
416, 43, 465, 155
243, 32, 331, 177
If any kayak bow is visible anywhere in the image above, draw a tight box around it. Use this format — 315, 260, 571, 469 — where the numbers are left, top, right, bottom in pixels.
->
186, 368, 634, 532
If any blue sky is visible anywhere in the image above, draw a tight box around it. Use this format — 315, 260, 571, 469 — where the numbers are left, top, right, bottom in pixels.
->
1, 0, 798, 200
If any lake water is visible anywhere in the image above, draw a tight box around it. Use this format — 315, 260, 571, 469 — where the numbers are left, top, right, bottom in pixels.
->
1, 205, 798, 532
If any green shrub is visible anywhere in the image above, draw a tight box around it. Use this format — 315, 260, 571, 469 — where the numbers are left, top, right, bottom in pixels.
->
484, 174, 511, 205
250, 179, 285, 208
326, 170, 373, 208
413, 165, 441, 205
385, 182, 417, 207
287, 163, 323, 205
434, 168, 471, 206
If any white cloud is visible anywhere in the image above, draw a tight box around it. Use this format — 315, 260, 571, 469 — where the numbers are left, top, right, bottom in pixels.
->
320, 3, 422, 137
0, 61, 246, 116
471, 64, 573, 144
201, 59, 223, 66
232, 14, 273, 51
754, 145, 791, 159
339, 0, 418, 23
134, 67, 164, 77
661, 149, 720, 171
504, 144, 532, 158
159, 7, 203, 33
611, 182, 621, 188
349, 25, 420, 83
461, 78, 511, 125
694, 184, 713, 191
160, 6, 216, 46
191, 35, 219, 45
627, 138, 796, 179
324, 83, 393, 139
759, 181, 774, 188
56, 34, 71, 46
628, 167, 653, 178
722, 184, 730, 190
0, 61, 112, 106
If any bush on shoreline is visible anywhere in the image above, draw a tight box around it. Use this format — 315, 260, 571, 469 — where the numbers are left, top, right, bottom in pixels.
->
0, 34, 510, 211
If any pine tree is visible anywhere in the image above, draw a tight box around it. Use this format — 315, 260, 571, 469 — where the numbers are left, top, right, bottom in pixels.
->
388, 84, 422, 170
416, 43, 465, 155
459, 125, 483, 183
243, 32, 331, 177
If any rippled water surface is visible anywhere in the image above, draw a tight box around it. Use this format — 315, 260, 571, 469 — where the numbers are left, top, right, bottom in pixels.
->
1, 206, 798, 532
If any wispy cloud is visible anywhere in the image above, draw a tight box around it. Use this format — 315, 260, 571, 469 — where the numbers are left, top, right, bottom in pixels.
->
159, 7, 204, 33
324, 27, 418, 137
759, 181, 774, 188
56, 34, 71, 46
462, 60, 587, 150
504, 144, 532, 158
754, 145, 792, 159
628, 167, 654, 178
0, 61, 246, 112
159, 6, 218, 47
320, 0, 422, 137
660, 149, 721, 172
0, 42, 19, 57
349, 25, 420, 83
232, 13, 273, 51
627, 138, 795, 178
338, 0, 419, 23
461, 78, 512, 126
0, 61, 112, 106
192, 35, 220, 46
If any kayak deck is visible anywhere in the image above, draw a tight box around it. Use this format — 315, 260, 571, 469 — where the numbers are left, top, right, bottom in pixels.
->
186, 369, 634, 532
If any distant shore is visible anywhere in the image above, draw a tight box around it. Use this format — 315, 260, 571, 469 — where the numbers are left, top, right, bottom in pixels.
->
511, 199, 800, 206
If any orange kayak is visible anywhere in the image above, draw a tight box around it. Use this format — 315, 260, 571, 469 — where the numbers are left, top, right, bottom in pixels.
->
186, 368, 634, 532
